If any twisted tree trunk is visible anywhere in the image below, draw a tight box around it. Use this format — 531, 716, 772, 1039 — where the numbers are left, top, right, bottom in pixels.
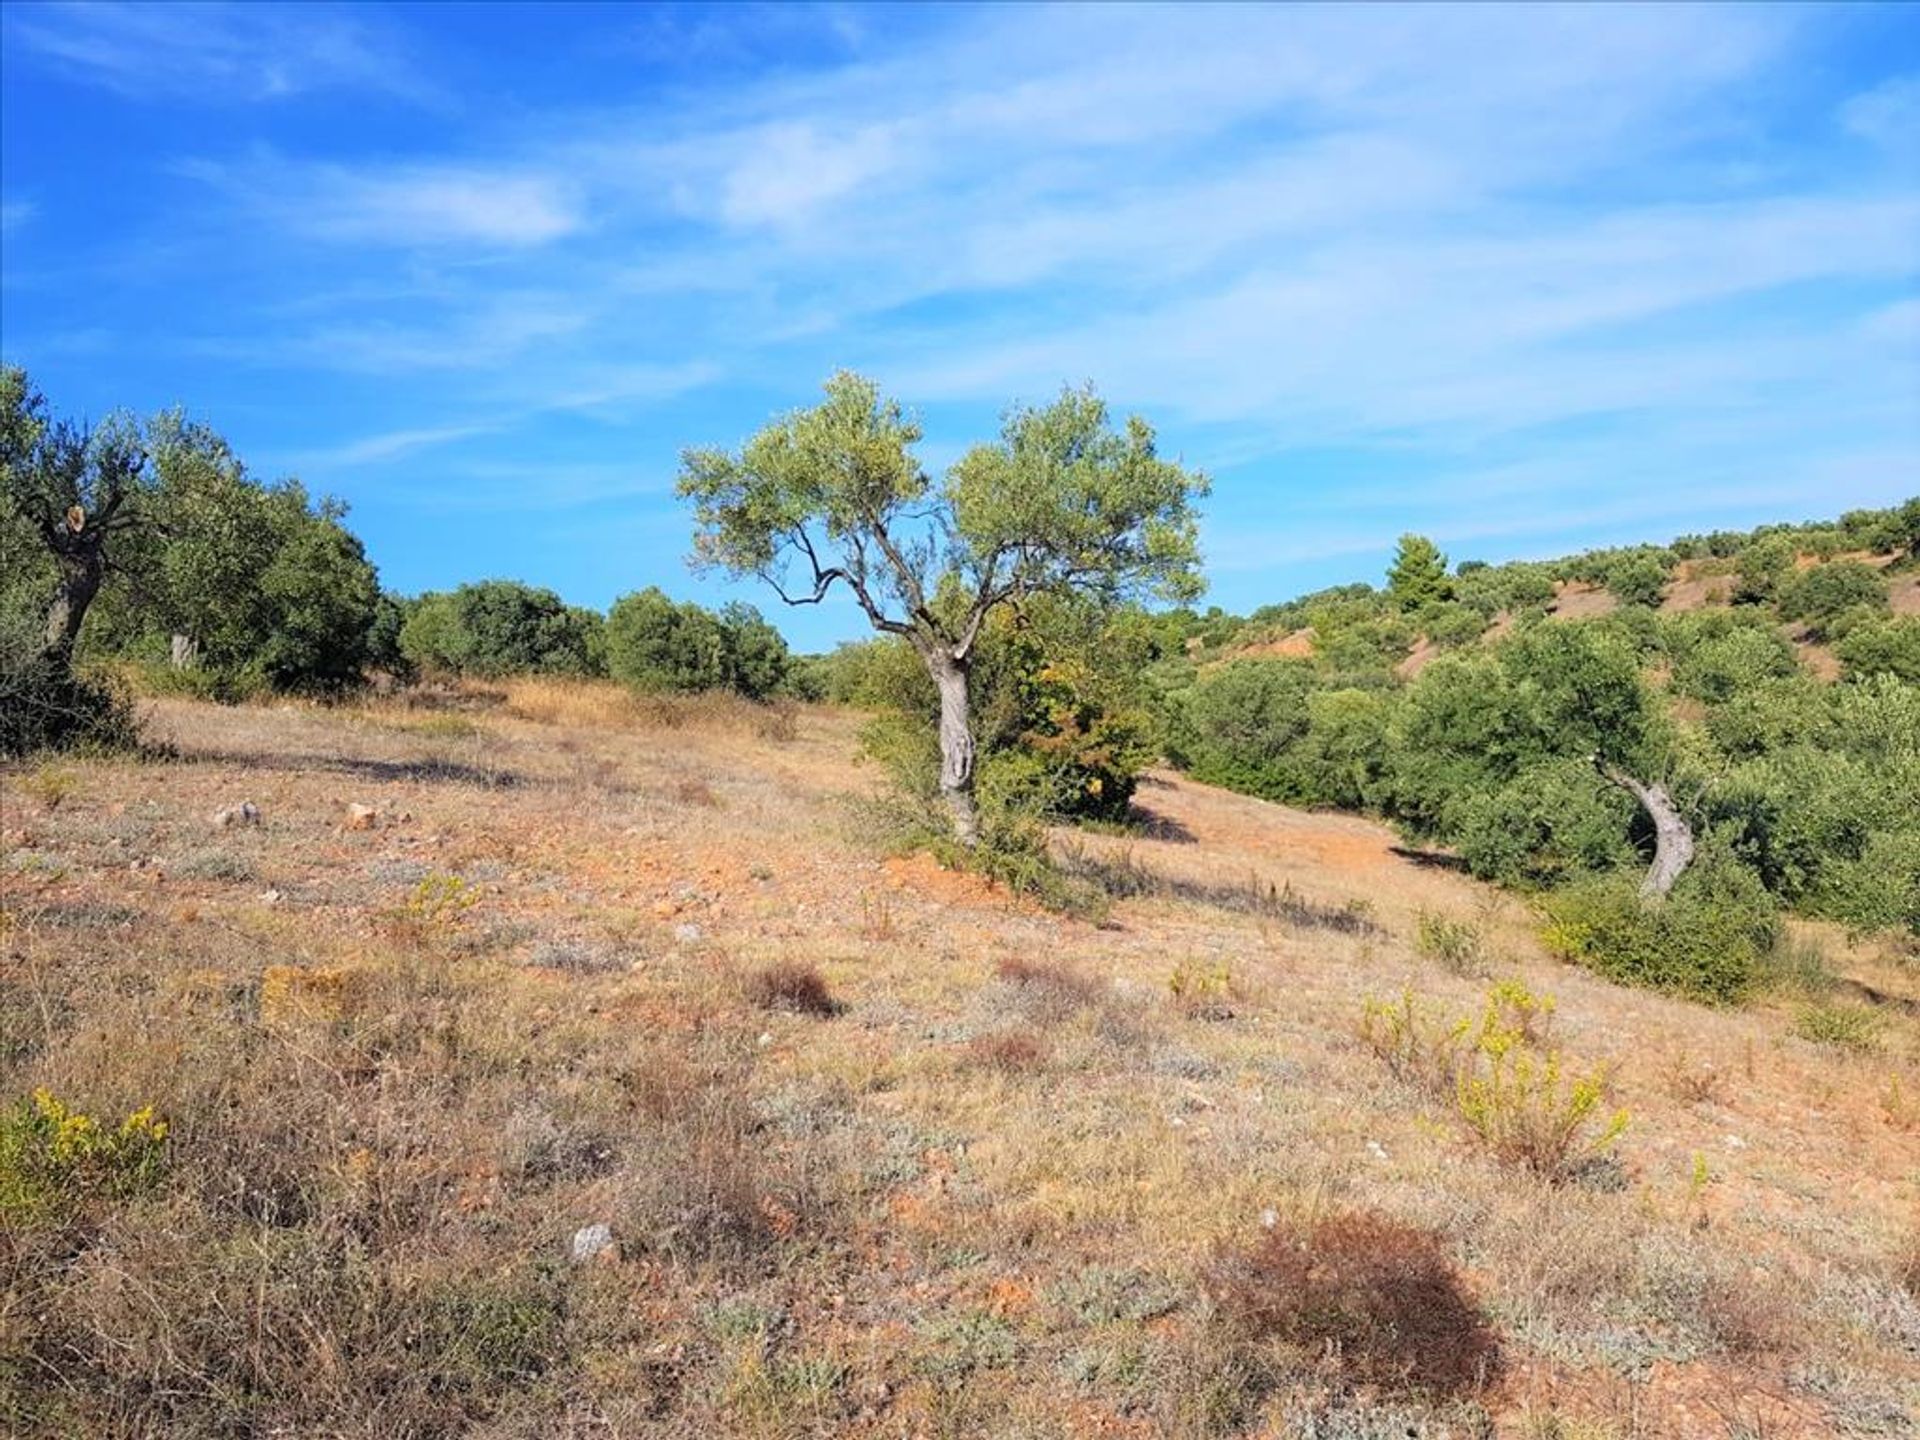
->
1597, 759, 1694, 901
926, 649, 979, 847
42, 552, 104, 667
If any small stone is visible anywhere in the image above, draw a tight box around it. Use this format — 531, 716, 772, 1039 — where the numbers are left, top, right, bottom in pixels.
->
258, 889, 283, 906
570, 1223, 618, 1265
212, 801, 261, 829
673, 922, 703, 944
346, 803, 379, 831
1260, 1207, 1279, 1229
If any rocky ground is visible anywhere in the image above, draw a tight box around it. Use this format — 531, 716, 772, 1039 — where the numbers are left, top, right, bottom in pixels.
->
2, 681, 1915, 1437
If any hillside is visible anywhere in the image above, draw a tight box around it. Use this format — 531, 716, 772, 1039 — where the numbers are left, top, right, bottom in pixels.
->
4, 685, 1916, 1437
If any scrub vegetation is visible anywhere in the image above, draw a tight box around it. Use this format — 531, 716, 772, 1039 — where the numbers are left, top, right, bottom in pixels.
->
4, 367, 1918, 1435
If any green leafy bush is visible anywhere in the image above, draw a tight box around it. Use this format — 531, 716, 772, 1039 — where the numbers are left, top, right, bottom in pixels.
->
0, 1089, 169, 1226
1776, 560, 1888, 636
1835, 617, 1920, 684
604, 587, 790, 698
1540, 860, 1778, 1003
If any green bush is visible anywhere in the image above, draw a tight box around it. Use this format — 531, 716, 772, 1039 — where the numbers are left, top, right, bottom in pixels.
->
1776, 560, 1887, 636
0, 620, 141, 759
604, 587, 790, 699
399, 581, 603, 679
0, 1089, 169, 1226
1540, 860, 1778, 1004
1835, 617, 1920, 684
1602, 551, 1672, 609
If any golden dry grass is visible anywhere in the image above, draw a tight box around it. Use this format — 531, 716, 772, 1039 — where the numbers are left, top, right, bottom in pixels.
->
2, 687, 1916, 1438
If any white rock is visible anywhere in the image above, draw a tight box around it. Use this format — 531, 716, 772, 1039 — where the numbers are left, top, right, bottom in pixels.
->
570, 1223, 617, 1265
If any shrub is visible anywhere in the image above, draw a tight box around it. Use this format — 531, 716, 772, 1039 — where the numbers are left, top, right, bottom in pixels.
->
400, 580, 602, 678
1167, 958, 1235, 1019
1415, 911, 1488, 976
1777, 560, 1887, 636
1208, 1209, 1500, 1398
1360, 982, 1626, 1181
1540, 862, 1777, 1004
994, 955, 1104, 1021
604, 587, 791, 699
0, 633, 141, 760
1793, 1002, 1884, 1053
1603, 551, 1672, 609
1835, 617, 1920, 683
966, 1028, 1049, 1072
0, 1089, 169, 1226
744, 961, 839, 1016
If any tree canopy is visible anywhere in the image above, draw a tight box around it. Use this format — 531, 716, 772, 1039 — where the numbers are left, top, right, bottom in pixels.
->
678, 372, 1208, 840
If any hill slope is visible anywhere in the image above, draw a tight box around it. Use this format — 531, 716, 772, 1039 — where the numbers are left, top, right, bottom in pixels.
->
3, 688, 1916, 1436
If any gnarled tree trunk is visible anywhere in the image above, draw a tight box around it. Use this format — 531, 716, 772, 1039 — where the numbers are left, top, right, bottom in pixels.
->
1597, 760, 1694, 901
42, 553, 104, 667
926, 649, 979, 847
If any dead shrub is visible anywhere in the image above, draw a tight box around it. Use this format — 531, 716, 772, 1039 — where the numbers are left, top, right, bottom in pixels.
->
672, 775, 720, 808
994, 955, 1103, 1022
753, 700, 799, 743
1208, 1209, 1502, 1400
967, 1028, 1049, 1073
744, 961, 839, 1017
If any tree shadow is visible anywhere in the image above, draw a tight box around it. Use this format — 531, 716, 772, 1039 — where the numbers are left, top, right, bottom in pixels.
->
1389, 845, 1472, 874
1059, 846, 1380, 935
1123, 804, 1198, 844
177, 749, 521, 790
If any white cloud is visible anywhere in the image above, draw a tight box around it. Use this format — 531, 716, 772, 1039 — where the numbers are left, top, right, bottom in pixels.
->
87, 3, 1916, 579
6, 2, 433, 105
1842, 72, 1920, 152
0, 200, 35, 233
177, 155, 582, 249
294, 166, 583, 249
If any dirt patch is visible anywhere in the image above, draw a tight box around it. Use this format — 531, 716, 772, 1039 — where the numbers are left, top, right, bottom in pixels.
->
1548, 580, 1618, 620
1230, 625, 1316, 661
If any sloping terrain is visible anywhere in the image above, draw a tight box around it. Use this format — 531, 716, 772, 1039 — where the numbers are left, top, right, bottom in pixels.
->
3, 688, 1916, 1437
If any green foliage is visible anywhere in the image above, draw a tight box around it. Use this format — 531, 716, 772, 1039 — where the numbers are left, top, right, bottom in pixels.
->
1733, 534, 1798, 605
1453, 560, 1556, 619
1663, 611, 1800, 704
0, 1089, 169, 1226
3, 367, 380, 699
1792, 1002, 1885, 1053
1386, 534, 1452, 611
1540, 858, 1778, 1003
0, 622, 141, 759
1835, 616, 1920, 683
1602, 551, 1672, 609
1413, 912, 1488, 977
399, 580, 603, 679
679, 373, 1208, 844
1776, 559, 1888, 636
604, 587, 791, 699
1359, 981, 1627, 1180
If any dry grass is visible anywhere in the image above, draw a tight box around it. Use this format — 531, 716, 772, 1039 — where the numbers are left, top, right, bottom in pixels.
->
1209, 1208, 1503, 1399
2, 693, 1915, 1438
743, 960, 839, 1016
497, 674, 802, 743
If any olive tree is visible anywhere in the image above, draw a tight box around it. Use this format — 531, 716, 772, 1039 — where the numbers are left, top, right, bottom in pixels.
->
678, 372, 1207, 843
1, 367, 152, 668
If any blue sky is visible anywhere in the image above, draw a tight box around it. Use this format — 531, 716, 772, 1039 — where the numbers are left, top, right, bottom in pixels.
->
2, 2, 1916, 649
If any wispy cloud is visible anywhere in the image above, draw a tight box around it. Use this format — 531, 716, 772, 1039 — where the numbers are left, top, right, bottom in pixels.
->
177, 155, 581, 249
0, 199, 35, 233
5, 4, 1914, 628
6, 2, 434, 105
